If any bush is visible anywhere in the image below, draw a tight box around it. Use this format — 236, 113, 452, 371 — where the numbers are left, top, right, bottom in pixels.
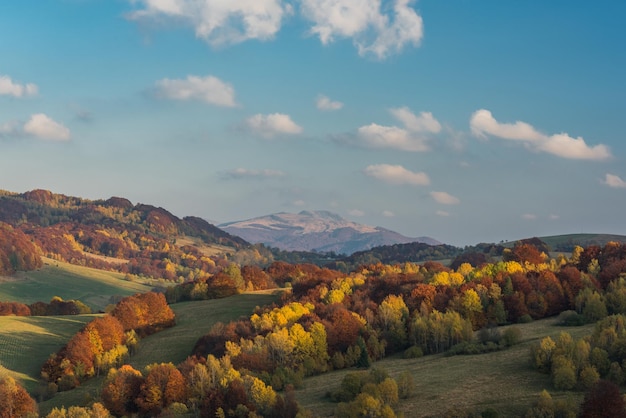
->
557, 310, 586, 326
403, 346, 423, 359
518, 314, 533, 324
502, 327, 522, 347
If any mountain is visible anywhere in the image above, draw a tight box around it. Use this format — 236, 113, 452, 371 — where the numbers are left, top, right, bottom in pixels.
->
220, 210, 440, 255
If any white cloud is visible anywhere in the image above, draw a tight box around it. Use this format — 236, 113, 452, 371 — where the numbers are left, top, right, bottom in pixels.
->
300, 0, 423, 59
316, 94, 343, 111
364, 164, 430, 186
357, 123, 429, 151
23, 114, 70, 141
348, 209, 365, 217
436, 210, 450, 217
155, 75, 236, 107
470, 109, 611, 161
353, 107, 440, 151
522, 214, 537, 220
430, 191, 460, 205
293, 199, 306, 206
246, 113, 303, 138
549, 214, 560, 220
604, 173, 626, 189
0, 75, 38, 98
222, 168, 285, 180
382, 210, 395, 217
127, 0, 288, 46
389, 107, 441, 133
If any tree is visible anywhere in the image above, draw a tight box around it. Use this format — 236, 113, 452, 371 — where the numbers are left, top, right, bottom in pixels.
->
579, 380, 626, 418
0, 374, 38, 418
100, 365, 143, 417
136, 363, 187, 416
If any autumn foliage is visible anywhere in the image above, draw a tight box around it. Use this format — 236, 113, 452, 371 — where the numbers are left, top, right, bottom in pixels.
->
42, 292, 175, 391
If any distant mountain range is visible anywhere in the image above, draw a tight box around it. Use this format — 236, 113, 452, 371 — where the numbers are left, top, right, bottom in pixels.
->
220, 210, 440, 255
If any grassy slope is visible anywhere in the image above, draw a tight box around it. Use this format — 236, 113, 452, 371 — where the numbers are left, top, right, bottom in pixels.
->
0, 314, 98, 392
296, 318, 596, 417
0, 258, 153, 312
37, 291, 282, 414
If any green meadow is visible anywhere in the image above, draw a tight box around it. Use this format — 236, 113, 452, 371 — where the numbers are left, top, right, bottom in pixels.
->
295, 318, 596, 417
0, 314, 98, 392
0, 258, 153, 312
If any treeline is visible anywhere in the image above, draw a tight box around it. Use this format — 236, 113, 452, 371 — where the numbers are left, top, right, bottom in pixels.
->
0, 296, 91, 317
0, 221, 42, 275
41, 292, 175, 393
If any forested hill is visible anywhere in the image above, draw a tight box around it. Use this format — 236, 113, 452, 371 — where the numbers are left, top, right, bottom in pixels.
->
326, 241, 505, 271
0, 189, 252, 280
0, 189, 247, 248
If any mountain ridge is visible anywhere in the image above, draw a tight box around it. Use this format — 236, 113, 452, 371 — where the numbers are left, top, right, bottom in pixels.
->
220, 210, 440, 255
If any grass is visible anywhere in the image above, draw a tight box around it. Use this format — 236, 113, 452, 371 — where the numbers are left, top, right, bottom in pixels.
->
0, 258, 153, 312
0, 314, 98, 392
37, 291, 282, 414
128, 291, 282, 371
295, 318, 596, 417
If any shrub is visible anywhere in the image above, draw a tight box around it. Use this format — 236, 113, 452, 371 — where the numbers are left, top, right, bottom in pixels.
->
502, 327, 522, 347
403, 346, 423, 359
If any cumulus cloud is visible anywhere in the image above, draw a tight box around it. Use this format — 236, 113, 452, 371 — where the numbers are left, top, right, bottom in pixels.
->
430, 191, 460, 205
604, 173, 626, 189
300, 0, 423, 59
348, 209, 365, 217
352, 107, 441, 151
0, 75, 38, 98
470, 109, 611, 161
222, 168, 286, 180
382, 210, 395, 217
127, 0, 288, 46
155, 75, 236, 107
246, 113, 303, 138
364, 164, 430, 186
316, 94, 343, 111
357, 123, 429, 151
293, 199, 306, 206
389, 107, 441, 133
23, 114, 71, 141
436, 210, 450, 217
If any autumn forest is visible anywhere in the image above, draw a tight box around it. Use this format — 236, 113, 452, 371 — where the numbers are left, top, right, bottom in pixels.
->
2, 190, 626, 417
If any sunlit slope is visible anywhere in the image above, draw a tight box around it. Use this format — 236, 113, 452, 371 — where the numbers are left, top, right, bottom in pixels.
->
0, 258, 153, 312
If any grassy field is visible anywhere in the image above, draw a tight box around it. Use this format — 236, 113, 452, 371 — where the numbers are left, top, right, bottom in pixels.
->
128, 291, 282, 370
0, 258, 153, 312
295, 318, 596, 417
0, 314, 98, 392
37, 291, 282, 414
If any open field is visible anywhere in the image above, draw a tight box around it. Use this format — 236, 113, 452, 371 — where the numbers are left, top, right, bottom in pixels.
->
0, 314, 98, 392
37, 290, 282, 414
128, 290, 282, 370
295, 318, 596, 417
0, 258, 153, 311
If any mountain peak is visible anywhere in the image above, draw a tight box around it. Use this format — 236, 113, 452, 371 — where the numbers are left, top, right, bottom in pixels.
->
220, 211, 440, 254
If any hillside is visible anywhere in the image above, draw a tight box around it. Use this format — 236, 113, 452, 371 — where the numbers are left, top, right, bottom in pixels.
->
220, 210, 440, 255
0, 189, 252, 282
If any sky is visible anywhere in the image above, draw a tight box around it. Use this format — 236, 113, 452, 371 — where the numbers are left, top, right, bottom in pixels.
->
1, 0, 625, 247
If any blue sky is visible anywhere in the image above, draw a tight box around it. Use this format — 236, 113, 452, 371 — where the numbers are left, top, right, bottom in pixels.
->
1, 0, 625, 246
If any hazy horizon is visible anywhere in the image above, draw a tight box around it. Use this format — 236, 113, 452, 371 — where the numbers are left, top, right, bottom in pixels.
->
1, 1, 625, 247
